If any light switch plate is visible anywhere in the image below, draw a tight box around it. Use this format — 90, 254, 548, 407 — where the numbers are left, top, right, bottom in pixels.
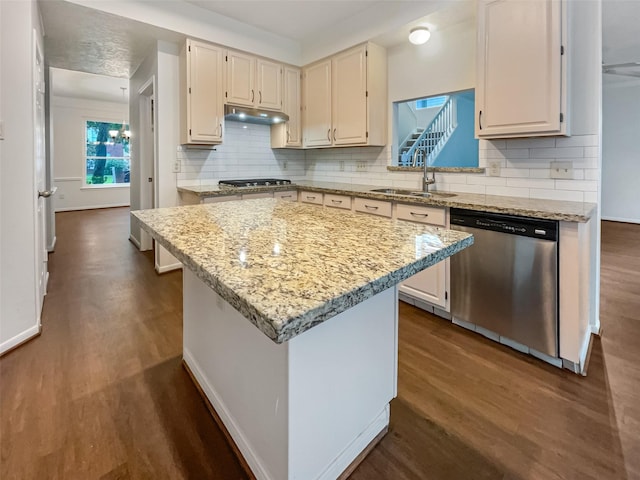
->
172, 160, 181, 173
550, 161, 573, 179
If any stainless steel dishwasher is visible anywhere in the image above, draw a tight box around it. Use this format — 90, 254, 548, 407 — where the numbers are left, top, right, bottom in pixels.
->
450, 208, 559, 357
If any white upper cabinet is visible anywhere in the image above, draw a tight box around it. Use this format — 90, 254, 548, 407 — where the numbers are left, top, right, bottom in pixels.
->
332, 45, 368, 145
271, 66, 302, 148
226, 50, 282, 111
475, 0, 567, 138
180, 39, 224, 144
302, 43, 387, 148
303, 59, 332, 147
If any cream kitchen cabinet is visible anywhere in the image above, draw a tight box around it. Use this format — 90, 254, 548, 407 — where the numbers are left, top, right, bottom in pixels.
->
180, 39, 224, 145
271, 66, 302, 148
302, 59, 332, 147
225, 50, 282, 111
475, 0, 567, 138
302, 43, 387, 148
396, 204, 449, 311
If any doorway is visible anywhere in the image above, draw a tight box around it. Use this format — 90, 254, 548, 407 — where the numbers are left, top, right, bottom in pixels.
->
138, 77, 157, 251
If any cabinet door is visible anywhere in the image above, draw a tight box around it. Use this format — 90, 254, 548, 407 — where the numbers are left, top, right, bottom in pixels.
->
256, 59, 282, 111
303, 60, 332, 147
476, 0, 564, 138
188, 40, 224, 143
400, 262, 448, 309
226, 50, 255, 107
283, 67, 301, 146
332, 44, 367, 145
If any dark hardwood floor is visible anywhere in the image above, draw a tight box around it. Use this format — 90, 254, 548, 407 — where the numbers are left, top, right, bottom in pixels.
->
1, 211, 639, 479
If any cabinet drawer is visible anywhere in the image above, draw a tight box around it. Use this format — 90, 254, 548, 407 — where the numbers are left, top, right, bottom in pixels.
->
396, 203, 445, 226
299, 191, 323, 205
204, 195, 242, 203
242, 192, 273, 200
274, 190, 297, 201
353, 197, 392, 218
324, 194, 352, 210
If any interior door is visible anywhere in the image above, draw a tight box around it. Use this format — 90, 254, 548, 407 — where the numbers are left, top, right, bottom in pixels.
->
34, 31, 48, 316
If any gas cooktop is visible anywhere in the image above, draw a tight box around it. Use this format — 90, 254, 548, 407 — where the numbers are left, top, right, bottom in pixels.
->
218, 178, 292, 187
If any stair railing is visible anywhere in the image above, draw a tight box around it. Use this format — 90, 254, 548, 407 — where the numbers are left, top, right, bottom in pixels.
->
401, 96, 457, 167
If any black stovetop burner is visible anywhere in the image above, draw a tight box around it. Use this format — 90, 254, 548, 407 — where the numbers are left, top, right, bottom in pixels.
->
219, 178, 292, 187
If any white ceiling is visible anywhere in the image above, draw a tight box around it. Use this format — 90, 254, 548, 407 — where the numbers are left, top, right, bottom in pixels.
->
50, 68, 129, 103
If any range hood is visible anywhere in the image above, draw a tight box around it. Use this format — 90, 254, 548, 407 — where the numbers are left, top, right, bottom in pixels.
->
224, 105, 289, 126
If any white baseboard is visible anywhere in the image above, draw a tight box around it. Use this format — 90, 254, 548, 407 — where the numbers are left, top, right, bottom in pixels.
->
156, 262, 182, 274
184, 349, 272, 480
578, 329, 593, 376
47, 236, 57, 252
601, 215, 640, 225
129, 234, 141, 250
0, 324, 40, 356
55, 203, 130, 212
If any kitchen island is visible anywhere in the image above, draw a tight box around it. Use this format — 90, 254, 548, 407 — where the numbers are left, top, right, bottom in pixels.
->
132, 199, 473, 480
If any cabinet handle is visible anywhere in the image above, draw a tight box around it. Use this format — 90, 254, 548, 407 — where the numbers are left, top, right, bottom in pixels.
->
259, 91, 262, 104
218, 123, 222, 137
327, 129, 331, 141
333, 128, 336, 141
364, 205, 379, 210
410, 212, 429, 217
286, 129, 290, 142
251, 90, 254, 102
478, 110, 483, 130
331, 199, 342, 204
306, 195, 316, 200
281, 194, 292, 198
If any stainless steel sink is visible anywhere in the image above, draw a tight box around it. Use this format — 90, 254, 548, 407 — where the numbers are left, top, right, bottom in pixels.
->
370, 188, 456, 198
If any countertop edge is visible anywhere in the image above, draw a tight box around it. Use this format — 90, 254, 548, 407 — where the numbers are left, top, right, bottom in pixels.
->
178, 183, 596, 223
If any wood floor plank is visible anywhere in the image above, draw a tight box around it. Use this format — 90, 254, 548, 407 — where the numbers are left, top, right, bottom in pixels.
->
1, 211, 639, 479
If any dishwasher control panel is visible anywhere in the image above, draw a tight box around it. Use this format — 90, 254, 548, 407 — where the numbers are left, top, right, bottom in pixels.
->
450, 208, 558, 241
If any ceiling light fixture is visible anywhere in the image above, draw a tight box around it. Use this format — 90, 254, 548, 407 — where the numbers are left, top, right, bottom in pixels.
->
409, 26, 431, 45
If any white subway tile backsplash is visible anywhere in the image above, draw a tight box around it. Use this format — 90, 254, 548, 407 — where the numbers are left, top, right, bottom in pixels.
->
583, 192, 598, 203
506, 137, 555, 149
177, 124, 600, 204
554, 180, 598, 192
530, 146, 584, 158
506, 178, 555, 189
529, 189, 584, 202
467, 176, 507, 186
555, 134, 598, 147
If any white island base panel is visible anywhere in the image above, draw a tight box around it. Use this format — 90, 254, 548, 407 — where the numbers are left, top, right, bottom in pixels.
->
182, 269, 399, 480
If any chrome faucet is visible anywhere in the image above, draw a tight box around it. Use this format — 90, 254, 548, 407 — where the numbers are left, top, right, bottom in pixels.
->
422, 152, 435, 193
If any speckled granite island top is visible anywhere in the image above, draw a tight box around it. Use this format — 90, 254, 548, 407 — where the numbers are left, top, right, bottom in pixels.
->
131, 199, 473, 343
178, 181, 596, 222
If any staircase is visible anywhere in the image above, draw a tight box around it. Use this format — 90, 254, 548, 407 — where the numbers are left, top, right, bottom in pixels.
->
399, 97, 457, 167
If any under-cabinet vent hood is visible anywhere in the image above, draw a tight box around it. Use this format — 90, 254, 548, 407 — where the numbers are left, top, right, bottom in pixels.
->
224, 105, 289, 126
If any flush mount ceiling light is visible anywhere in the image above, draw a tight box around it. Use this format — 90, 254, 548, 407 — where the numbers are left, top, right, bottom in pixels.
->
409, 26, 431, 45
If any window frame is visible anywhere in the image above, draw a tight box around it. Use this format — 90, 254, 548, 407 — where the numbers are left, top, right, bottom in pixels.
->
82, 117, 131, 189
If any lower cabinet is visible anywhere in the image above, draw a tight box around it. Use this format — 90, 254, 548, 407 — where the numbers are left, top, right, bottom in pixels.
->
299, 191, 323, 205
395, 203, 449, 312
274, 190, 297, 201
324, 193, 352, 210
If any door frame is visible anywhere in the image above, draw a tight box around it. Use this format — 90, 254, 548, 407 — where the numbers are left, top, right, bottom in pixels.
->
137, 76, 157, 251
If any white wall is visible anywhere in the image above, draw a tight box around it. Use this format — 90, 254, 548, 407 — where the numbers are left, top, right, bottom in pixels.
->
601, 79, 640, 223
51, 95, 130, 211
0, 0, 43, 354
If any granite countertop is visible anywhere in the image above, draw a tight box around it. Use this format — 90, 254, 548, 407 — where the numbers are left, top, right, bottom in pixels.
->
178, 181, 596, 222
131, 199, 473, 343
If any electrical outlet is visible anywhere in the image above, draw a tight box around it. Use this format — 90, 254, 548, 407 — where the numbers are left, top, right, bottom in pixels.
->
356, 161, 367, 172
488, 160, 501, 177
282, 160, 288, 170
172, 160, 181, 173
550, 161, 573, 179
339, 161, 345, 172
